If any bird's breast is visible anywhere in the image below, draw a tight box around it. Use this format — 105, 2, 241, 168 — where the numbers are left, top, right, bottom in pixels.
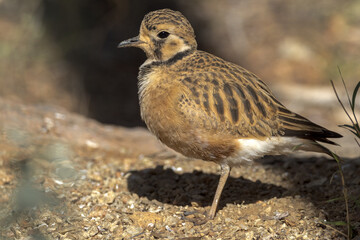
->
137, 65, 239, 162
138, 65, 181, 139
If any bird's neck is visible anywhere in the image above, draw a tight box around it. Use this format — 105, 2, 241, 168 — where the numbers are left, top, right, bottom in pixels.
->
142, 48, 195, 68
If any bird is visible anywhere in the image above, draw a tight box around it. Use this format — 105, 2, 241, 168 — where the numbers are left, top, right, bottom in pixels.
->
118, 8, 342, 220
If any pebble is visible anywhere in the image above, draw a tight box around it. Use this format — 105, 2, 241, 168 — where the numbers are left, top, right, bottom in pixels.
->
109, 222, 119, 232
87, 225, 99, 237
164, 215, 180, 226
100, 190, 116, 204
0, 169, 14, 184
85, 139, 99, 149
87, 171, 103, 182
124, 225, 143, 235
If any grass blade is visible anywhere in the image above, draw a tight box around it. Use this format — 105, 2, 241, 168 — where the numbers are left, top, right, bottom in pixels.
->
351, 81, 360, 111
339, 124, 355, 130
338, 67, 352, 108
330, 80, 355, 127
321, 222, 348, 238
324, 197, 343, 203
329, 150, 351, 239
355, 138, 360, 147
325, 221, 348, 226
339, 126, 357, 136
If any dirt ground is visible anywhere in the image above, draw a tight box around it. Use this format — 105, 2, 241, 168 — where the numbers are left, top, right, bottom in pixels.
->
0, 97, 359, 239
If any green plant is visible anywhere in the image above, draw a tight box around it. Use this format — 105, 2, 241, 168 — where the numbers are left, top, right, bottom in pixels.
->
326, 68, 360, 239
331, 68, 360, 141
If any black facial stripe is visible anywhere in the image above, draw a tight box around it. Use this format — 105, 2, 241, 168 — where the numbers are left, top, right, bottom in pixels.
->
165, 49, 194, 65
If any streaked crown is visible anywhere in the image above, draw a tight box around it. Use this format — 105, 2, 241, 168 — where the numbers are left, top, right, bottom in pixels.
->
118, 9, 197, 62
142, 9, 195, 40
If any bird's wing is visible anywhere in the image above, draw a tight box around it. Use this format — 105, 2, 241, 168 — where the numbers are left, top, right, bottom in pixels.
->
176, 53, 341, 143
177, 66, 281, 139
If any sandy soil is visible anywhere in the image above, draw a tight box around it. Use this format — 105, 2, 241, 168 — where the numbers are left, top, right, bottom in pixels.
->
0, 98, 359, 239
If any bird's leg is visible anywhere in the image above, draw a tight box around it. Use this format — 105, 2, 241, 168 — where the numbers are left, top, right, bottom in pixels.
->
208, 163, 231, 219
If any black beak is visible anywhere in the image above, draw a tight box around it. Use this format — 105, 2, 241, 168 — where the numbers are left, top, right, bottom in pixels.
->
118, 36, 144, 48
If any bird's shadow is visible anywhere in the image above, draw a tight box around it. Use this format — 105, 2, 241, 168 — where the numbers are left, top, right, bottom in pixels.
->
126, 155, 358, 216
127, 165, 287, 210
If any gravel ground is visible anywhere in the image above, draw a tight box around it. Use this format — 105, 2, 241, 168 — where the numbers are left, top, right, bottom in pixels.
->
0, 98, 359, 239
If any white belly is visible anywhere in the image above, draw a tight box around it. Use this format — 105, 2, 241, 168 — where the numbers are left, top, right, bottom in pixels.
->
224, 137, 310, 166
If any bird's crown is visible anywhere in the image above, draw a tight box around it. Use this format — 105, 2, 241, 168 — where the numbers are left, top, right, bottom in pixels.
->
119, 9, 197, 62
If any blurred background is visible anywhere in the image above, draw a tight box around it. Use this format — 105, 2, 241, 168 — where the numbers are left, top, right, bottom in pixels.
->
0, 0, 359, 128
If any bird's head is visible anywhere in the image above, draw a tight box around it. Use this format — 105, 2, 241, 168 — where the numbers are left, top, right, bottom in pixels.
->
118, 9, 197, 62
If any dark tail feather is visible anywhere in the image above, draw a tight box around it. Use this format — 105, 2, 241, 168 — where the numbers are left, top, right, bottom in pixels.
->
283, 128, 342, 145
278, 107, 342, 145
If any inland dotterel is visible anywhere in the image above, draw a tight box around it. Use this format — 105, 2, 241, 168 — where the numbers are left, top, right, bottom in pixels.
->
118, 9, 341, 220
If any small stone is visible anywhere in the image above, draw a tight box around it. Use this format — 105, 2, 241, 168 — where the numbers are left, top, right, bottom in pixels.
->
124, 225, 143, 235
90, 190, 101, 198
267, 219, 277, 226
121, 194, 132, 204
113, 226, 124, 237
0, 169, 14, 184
86, 139, 99, 149
10, 227, 21, 239
103, 191, 116, 204
104, 213, 116, 222
130, 212, 163, 229
109, 222, 119, 232
273, 211, 289, 220
239, 223, 248, 230
264, 206, 272, 214
284, 215, 297, 227
47, 227, 57, 233
54, 216, 63, 224
253, 218, 262, 225
88, 205, 108, 218
248, 215, 258, 221
106, 178, 119, 189
183, 221, 194, 231
87, 172, 102, 182
58, 226, 77, 234
164, 215, 179, 226
245, 231, 254, 239
88, 225, 99, 237
43, 117, 55, 131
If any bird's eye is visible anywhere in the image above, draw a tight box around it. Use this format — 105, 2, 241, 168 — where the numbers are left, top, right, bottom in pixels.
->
157, 31, 170, 39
